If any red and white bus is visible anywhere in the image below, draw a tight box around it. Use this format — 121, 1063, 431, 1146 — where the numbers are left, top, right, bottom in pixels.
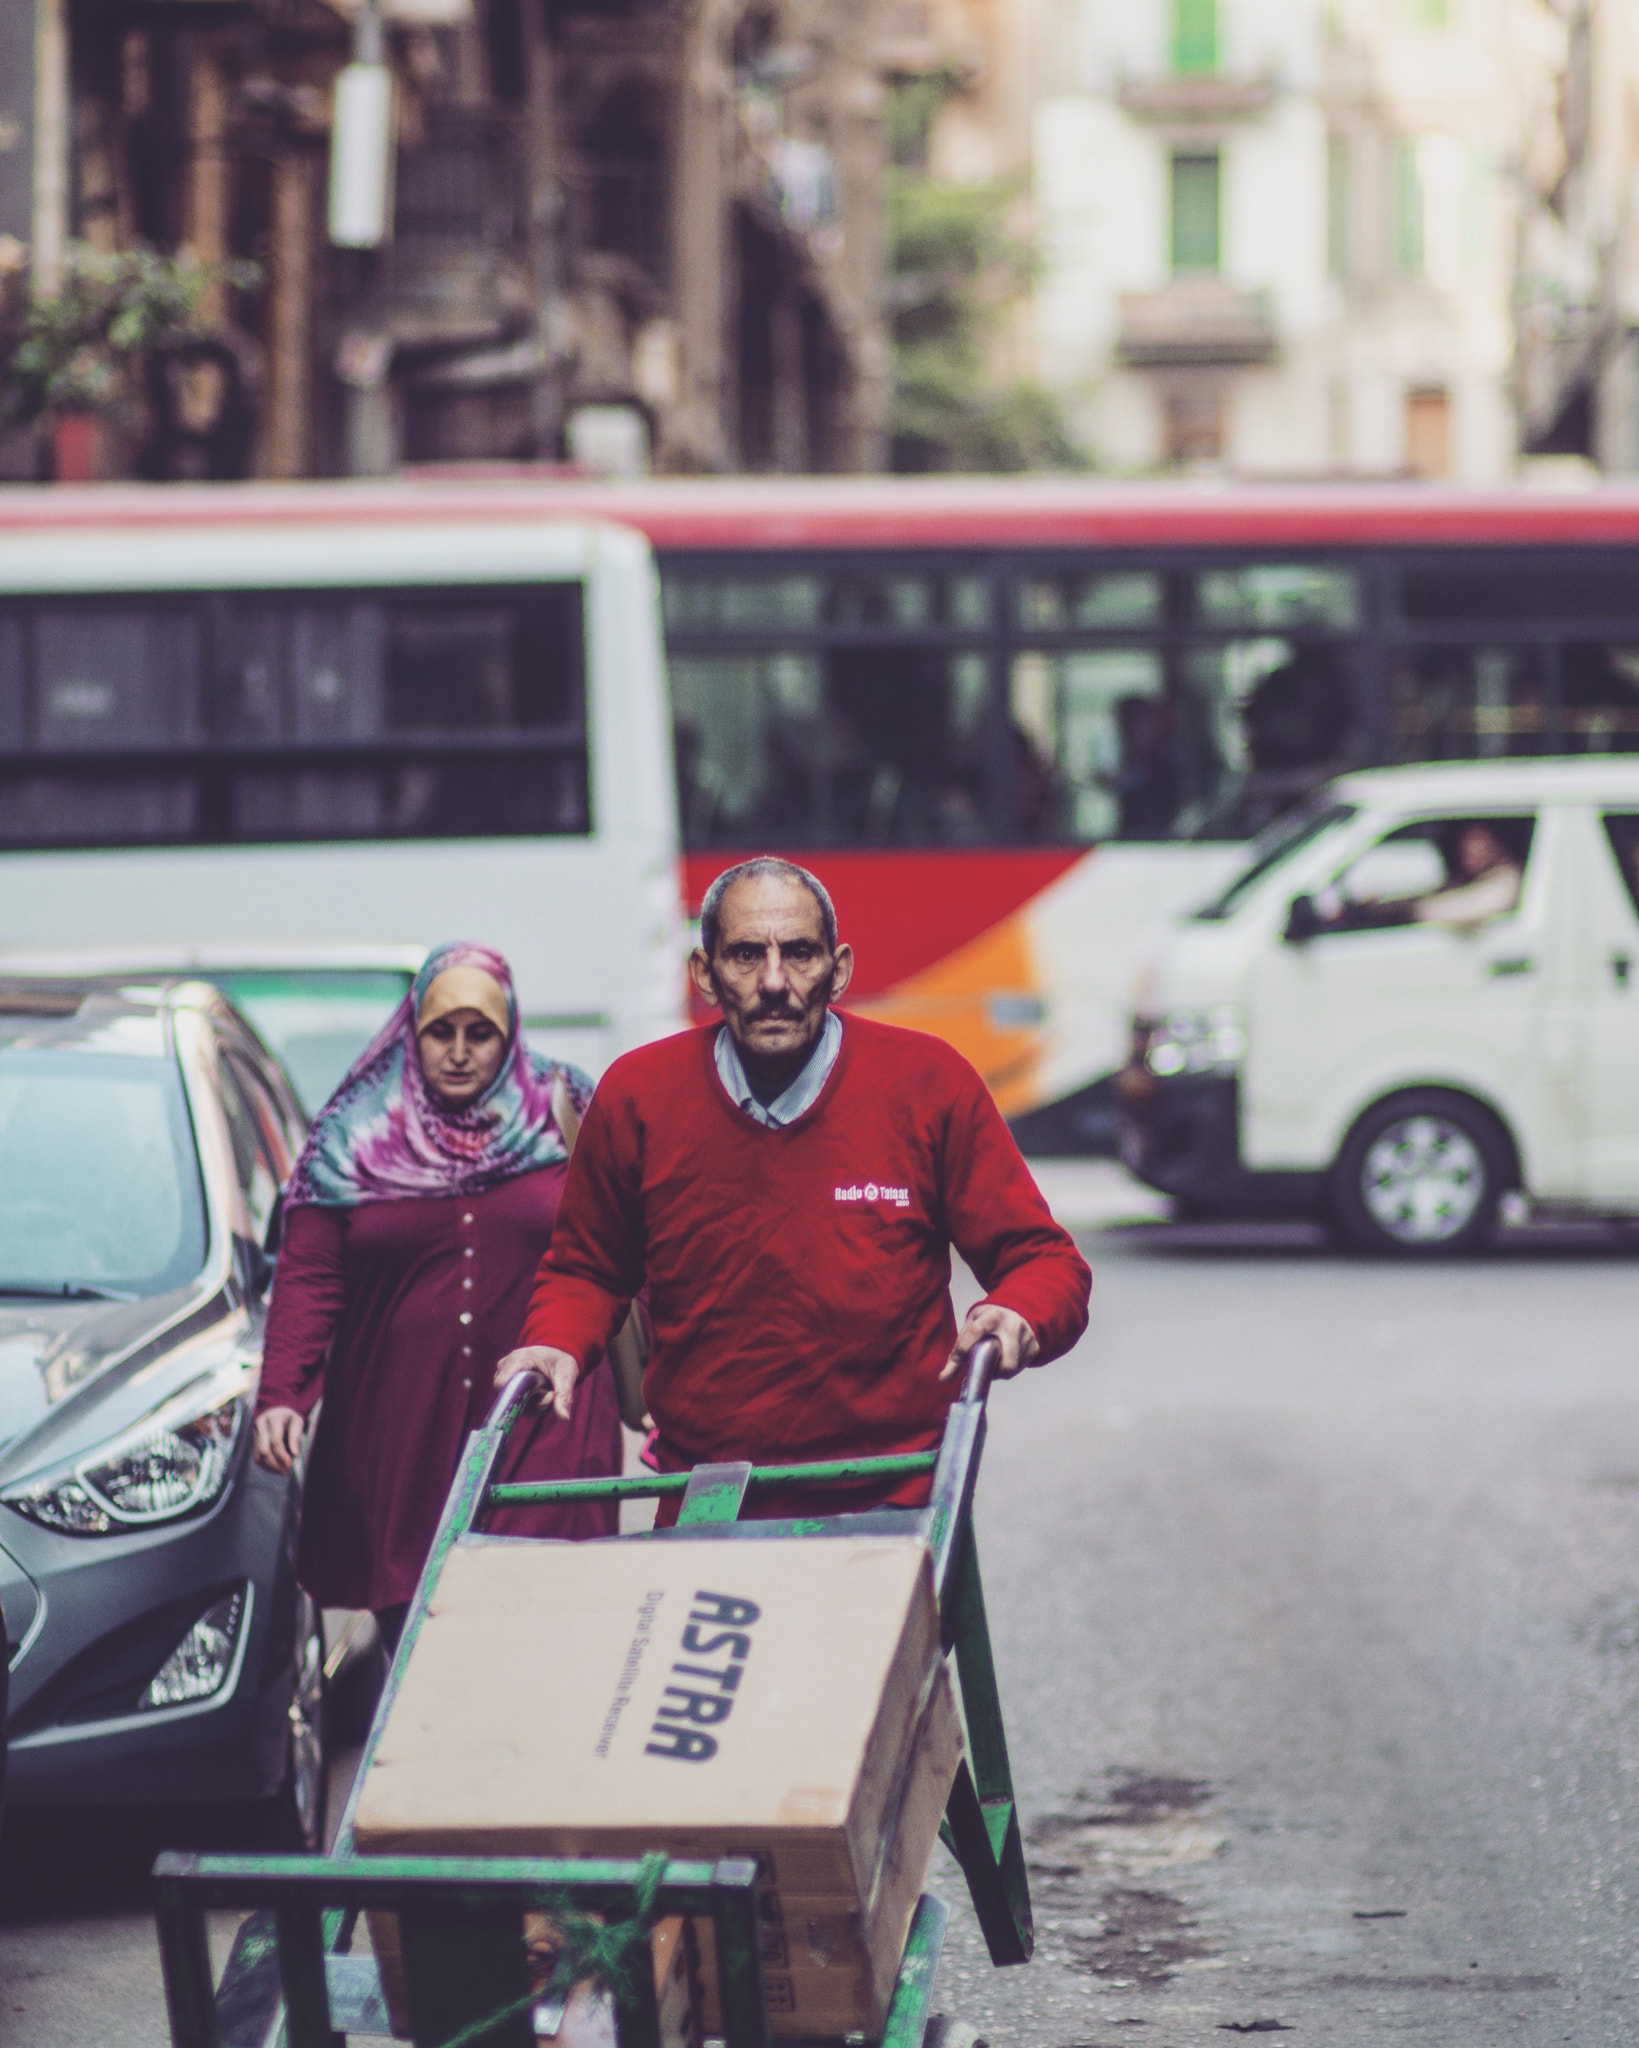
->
5, 476, 1639, 1146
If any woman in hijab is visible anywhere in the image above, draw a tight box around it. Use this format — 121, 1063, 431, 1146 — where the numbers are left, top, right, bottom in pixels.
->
252, 940, 622, 1649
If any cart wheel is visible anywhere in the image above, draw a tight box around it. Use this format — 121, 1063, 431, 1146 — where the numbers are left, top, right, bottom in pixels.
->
923, 2015, 988, 2048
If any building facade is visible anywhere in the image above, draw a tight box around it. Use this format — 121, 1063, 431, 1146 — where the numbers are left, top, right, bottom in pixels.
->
1, 0, 894, 478
930, 0, 1558, 478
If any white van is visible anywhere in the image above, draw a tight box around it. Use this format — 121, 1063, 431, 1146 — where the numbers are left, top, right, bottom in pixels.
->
1121, 760, 1639, 1252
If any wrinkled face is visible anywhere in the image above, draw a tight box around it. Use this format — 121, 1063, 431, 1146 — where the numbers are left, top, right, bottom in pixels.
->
1457, 825, 1510, 880
689, 875, 854, 1067
418, 1007, 507, 1106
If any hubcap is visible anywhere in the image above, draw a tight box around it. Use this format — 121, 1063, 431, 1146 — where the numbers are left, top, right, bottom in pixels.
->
1361, 1115, 1485, 1244
287, 1592, 327, 1847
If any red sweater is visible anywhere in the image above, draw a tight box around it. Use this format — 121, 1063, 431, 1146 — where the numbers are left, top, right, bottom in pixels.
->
521, 1015, 1090, 1505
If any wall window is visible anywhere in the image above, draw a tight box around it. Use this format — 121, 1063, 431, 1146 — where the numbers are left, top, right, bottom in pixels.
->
1171, 0, 1218, 74
1326, 134, 1351, 280
1393, 138, 1426, 274
1170, 151, 1221, 273
1164, 385, 1225, 466
1405, 386, 1450, 478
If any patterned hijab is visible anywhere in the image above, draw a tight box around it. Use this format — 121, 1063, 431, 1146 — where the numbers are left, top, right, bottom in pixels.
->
284, 941, 592, 1209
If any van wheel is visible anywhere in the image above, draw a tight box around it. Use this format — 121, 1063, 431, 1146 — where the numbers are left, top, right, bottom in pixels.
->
1331, 1090, 1512, 1256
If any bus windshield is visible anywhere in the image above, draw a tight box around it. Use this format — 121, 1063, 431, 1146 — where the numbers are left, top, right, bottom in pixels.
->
1193, 800, 1357, 922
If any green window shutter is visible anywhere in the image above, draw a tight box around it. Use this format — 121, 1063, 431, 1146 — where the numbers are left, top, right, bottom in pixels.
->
1172, 0, 1218, 74
1326, 134, 1351, 280
1171, 151, 1221, 272
1393, 137, 1425, 274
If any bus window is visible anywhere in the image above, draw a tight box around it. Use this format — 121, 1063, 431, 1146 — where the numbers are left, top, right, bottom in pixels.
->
1400, 553, 1639, 622
1560, 644, 1639, 754
1009, 648, 1164, 840
673, 645, 991, 846
0, 583, 587, 847
664, 566, 988, 634
1011, 633, 1356, 842
1391, 646, 1551, 760
3, 604, 206, 845
1192, 563, 1358, 630
664, 573, 823, 633
1017, 572, 1160, 630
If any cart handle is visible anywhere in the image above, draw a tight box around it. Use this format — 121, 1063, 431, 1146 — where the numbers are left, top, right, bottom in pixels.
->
490, 1340, 998, 1434
959, 1334, 1001, 1407
485, 1365, 544, 1431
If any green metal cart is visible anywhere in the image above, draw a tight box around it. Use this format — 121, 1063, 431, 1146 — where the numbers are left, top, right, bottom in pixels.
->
153, 1335, 1032, 2048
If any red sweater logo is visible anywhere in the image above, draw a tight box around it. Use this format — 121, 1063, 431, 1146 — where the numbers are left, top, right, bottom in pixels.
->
834, 1182, 911, 1209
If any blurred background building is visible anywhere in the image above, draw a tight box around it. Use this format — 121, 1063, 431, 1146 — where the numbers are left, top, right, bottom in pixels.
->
3, 0, 1639, 479
923, 0, 1587, 478
0, 0, 895, 478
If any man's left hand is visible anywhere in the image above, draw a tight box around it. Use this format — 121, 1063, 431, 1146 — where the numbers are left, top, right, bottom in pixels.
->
941, 1302, 1039, 1383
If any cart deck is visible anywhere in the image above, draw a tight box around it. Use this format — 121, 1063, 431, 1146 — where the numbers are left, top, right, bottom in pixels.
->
153, 1338, 1031, 2048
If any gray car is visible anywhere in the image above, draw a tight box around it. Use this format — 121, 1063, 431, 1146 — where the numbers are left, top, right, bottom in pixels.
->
0, 975, 325, 1845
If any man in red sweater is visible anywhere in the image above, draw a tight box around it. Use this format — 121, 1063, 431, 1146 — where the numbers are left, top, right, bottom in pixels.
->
496, 858, 1090, 1512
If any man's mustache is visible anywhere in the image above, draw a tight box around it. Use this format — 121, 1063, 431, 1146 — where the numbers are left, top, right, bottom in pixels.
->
746, 1000, 805, 1022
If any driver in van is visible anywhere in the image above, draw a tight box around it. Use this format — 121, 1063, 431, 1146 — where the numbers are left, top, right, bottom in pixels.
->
1318, 819, 1524, 935
1411, 822, 1524, 931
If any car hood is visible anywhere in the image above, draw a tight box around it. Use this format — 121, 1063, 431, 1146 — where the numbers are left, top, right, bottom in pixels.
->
0, 1282, 227, 1469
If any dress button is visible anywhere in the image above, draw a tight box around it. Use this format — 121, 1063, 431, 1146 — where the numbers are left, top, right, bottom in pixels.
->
462, 1212, 474, 1224
464, 1247, 474, 1258
459, 1311, 473, 1325
462, 1377, 472, 1389
462, 1346, 472, 1358
463, 1277, 473, 1290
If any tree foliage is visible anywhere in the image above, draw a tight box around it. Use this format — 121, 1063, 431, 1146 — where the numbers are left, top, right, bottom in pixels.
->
1, 242, 258, 429
887, 82, 1084, 474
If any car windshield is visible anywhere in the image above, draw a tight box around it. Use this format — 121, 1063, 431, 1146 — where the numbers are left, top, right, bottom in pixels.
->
0, 1050, 208, 1298
1193, 799, 1359, 922
203, 969, 413, 1114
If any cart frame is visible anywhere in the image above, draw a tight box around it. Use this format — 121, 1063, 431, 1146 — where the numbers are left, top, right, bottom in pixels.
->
154, 1338, 1031, 2048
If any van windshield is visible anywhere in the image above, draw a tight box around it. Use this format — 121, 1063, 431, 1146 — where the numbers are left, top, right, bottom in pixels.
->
1193, 799, 1358, 922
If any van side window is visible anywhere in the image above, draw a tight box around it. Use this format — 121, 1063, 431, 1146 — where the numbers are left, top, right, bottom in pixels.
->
1318, 814, 1535, 934
1602, 815, 1639, 920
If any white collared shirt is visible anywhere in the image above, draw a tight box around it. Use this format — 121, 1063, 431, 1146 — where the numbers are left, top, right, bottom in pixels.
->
714, 1011, 843, 1128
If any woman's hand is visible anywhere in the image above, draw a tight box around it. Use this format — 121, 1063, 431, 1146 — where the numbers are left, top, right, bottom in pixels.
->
493, 1345, 579, 1421
254, 1406, 307, 1474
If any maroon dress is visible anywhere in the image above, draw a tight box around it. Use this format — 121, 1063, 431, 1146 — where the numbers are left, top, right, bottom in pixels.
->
259, 1163, 622, 1611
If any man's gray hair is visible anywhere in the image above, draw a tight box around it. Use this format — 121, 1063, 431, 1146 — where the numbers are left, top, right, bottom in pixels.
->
698, 857, 838, 958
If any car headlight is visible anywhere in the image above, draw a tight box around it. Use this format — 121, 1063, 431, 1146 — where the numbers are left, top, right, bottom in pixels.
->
1143, 1004, 1247, 1078
3, 1362, 253, 1536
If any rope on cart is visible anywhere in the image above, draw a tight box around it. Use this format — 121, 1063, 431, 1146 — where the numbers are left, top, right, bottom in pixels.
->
434, 1852, 672, 2048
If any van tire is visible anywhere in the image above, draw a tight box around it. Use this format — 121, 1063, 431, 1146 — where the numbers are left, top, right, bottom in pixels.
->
1330, 1090, 1513, 1256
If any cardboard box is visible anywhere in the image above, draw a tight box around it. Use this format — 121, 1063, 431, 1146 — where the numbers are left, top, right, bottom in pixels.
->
354, 1537, 962, 2037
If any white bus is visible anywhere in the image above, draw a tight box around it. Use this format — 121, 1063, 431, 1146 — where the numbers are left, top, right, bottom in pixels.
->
0, 502, 685, 1097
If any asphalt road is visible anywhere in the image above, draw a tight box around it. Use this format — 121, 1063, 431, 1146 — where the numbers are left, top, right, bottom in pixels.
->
6, 1187, 1639, 2047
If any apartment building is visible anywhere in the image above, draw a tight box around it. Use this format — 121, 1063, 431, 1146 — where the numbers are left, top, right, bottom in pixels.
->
935, 0, 1555, 477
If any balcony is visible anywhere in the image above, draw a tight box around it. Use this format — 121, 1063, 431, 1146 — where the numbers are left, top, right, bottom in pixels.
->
1115, 72, 1277, 124
1116, 281, 1277, 367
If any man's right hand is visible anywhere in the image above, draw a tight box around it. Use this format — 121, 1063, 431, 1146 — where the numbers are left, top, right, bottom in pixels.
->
493, 1345, 579, 1422
254, 1406, 306, 1475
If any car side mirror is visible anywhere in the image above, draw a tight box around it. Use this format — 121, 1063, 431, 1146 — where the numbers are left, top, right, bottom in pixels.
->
1284, 893, 1324, 944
